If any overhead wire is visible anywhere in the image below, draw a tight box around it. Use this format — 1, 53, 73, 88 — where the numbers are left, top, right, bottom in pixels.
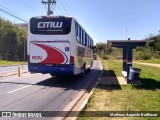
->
41, 0, 58, 15
54, 8, 61, 15
0, 0, 73, 19
63, 0, 75, 17
0, 0, 45, 23
0, 8, 27, 23
40, 0, 73, 16
19, 0, 41, 15
0, 4, 27, 22
56, 3, 66, 15
58, 0, 70, 15
40, 0, 48, 14
50, 0, 57, 11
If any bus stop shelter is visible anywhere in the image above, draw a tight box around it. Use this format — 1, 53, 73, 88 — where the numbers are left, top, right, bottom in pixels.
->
107, 39, 146, 84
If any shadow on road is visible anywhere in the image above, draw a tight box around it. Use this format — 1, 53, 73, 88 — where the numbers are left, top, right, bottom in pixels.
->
0, 69, 102, 92
36, 69, 101, 92
102, 70, 117, 77
96, 84, 122, 91
99, 69, 122, 90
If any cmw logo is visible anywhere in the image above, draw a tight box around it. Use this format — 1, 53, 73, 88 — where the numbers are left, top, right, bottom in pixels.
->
38, 22, 63, 28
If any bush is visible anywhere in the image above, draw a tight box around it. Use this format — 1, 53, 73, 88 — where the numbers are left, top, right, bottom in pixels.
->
135, 52, 151, 60
134, 47, 153, 60
102, 55, 109, 60
153, 51, 160, 59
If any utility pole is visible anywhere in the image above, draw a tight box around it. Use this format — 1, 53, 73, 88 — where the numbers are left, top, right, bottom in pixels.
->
41, 0, 57, 15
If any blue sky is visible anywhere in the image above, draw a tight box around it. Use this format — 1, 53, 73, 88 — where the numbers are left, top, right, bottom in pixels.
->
0, 0, 160, 44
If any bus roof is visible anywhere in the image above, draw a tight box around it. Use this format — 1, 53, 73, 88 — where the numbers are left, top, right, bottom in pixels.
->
30, 16, 73, 19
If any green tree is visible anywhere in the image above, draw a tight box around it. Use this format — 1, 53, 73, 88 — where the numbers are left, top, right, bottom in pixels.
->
96, 42, 112, 55
0, 17, 27, 61
134, 46, 154, 60
16, 27, 27, 61
0, 18, 17, 60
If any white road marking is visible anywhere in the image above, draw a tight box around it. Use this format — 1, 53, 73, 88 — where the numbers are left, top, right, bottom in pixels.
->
7, 85, 31, 94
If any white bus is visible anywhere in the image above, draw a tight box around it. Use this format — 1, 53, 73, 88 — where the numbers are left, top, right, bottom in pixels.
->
27, 16, 94, 76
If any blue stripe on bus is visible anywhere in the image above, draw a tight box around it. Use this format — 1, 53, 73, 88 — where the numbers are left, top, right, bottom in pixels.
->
28, 64, 74, 75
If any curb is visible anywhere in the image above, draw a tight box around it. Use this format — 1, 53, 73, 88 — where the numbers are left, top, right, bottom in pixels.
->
64, 60, 103, 120
0, 64, 19, 67
64, 91, 93, 120
0, 63, 27, 67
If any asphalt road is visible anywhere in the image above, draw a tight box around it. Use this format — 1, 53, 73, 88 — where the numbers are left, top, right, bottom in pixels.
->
0, 60, 101, 120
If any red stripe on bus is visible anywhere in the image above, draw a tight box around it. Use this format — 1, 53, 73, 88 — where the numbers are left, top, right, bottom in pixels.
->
34, 43, 65, 64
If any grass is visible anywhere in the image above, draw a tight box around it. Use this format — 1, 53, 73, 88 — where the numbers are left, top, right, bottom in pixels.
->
133, 58, 160, 64
101, 59, 160, 89
101, 60, 122, 77
133, 64, 160, 89
0, 60, 25, 66
78, 60, 160, 120
78, 85, 160, 120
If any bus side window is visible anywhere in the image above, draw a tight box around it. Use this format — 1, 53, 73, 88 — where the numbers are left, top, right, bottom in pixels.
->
83, 31, 85, 45
90, 39, 92, 47
81, 29, 83, 44
79, 27, 81, 43
76, 24, 80, 42
81, 28, 83, 44
86, 35, 88, 47
89, 37, 91, 47
85, 33, 87, 46
91, 40, 93, 47
88, 37, 90, 47
76, 22, 78, 36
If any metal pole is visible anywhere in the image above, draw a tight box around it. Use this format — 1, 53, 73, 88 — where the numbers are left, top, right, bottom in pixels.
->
47, 0, 51, 15
123, 47, 127, 71
126, 46, 132, 84
18, 66, 20, 77
41, 0, 56, 15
